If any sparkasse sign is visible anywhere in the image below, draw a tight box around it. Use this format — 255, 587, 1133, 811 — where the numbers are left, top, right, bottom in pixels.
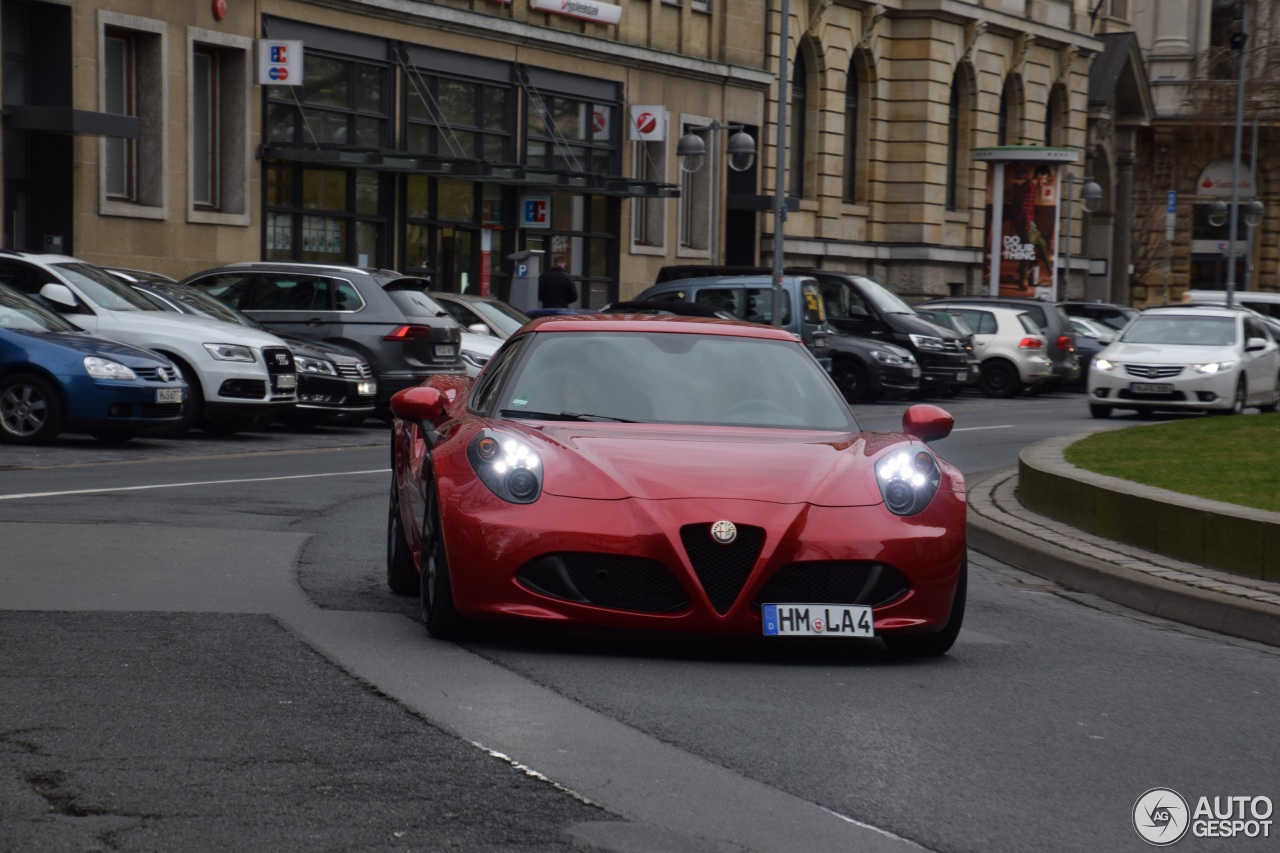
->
530, 0, 622, 25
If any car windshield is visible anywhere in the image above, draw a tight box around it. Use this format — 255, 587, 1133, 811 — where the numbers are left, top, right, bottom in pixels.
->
0, 286, 80, 332
496, 330, 858, 430
53, 263, 157, 312
141, 284, 258, 328
1119, 315, 1237, 346
851, 276, 915, 314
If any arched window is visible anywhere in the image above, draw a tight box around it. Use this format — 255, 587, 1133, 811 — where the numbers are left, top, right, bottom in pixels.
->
788, 51, 807, 200
1045, 85, 1065, 147
997, 86, 1009, 146
946, 74, 962, 211
999, 76, 1021, 146
843, 60, 858, 202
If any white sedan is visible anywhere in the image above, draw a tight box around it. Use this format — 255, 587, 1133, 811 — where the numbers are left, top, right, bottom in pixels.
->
1088, 304, 1280, 417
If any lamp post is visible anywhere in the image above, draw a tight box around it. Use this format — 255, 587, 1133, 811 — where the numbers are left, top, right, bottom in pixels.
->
1224, 4, 1249, 307
1243, 198, 1265, 291
1059, 173, 1102, 300
677, 122, 757, 266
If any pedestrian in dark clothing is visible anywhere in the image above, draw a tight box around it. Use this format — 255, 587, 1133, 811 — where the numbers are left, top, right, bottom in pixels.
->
538, 255, 577, 308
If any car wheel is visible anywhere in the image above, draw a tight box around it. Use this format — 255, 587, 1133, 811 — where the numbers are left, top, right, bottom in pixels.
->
420, 486, 463, 639
0, 373, 65, 444
883, 553, 967, 656
386, 475, 417, 596
1089, 404, 1112, 419
831, 359, 871, 404
978, 360, 1019, 398
1214, 378, 1246, 415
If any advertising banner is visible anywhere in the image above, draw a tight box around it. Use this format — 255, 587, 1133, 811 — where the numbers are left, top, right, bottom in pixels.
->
530, 0, 622, 26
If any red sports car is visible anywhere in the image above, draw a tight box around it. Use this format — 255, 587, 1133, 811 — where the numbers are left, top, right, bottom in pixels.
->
388, 315, 967, 654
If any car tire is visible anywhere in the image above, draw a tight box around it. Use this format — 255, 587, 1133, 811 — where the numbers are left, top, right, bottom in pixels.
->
978, 360, 1019, 398
0, 373, 65, 444
883, 553, 967, 656
1089, 404, 1113, 419
387, 475, 418, 596
1214, 378, 1246, 415
420, 486, 464, 639
831, 359, 871, 404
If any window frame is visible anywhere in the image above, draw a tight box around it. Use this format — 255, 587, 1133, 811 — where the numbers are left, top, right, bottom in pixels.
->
98, 11, 167, 220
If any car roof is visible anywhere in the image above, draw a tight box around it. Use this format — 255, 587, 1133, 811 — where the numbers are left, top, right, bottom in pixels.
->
1141, 304, 1249, 317
524, 314, 796, 339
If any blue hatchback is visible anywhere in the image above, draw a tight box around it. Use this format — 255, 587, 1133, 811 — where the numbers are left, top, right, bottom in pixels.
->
0, 285, 187, 444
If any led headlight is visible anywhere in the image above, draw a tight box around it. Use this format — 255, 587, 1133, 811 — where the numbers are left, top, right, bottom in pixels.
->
1194, 361, 1235, 375
871, 349, 914, 366
83, 356, 137, 381
468, 430, 543, 504
203, 343, 256, 362
1093, 357, 1117, 372
908, 334, 946, 351
875, 448, 941, 516
295, 356, 337, 375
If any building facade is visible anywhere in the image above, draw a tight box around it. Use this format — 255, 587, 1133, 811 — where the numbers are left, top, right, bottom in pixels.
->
2, 1, 1128, 307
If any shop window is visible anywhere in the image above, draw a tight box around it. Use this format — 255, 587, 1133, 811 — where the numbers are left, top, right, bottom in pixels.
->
188, 29, 250, 224
99, 12, 166, 218
266, 53, 388, 147
265, 165, 387, 266
525, 94, 618, 176
404, 70, 512, 162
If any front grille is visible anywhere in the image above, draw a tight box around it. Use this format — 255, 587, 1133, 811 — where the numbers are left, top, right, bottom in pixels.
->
336, 362, 374, 379
752, 562, 911, 610
141, 403, 183, 419
218, 379, 267, 399
133, 366, 177, 382
517, 554, 689, 614
262, 347, 295, 375
680, 523, 765, 615
1124, 364, 1183, 379
1118, 389, 1188, 402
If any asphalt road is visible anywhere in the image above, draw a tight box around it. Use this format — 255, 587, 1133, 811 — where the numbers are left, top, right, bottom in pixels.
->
2, 395, 1278, 852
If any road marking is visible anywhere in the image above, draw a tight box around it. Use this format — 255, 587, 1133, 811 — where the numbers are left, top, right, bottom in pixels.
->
952, 424, 1016, 432
0, 469, 390, 501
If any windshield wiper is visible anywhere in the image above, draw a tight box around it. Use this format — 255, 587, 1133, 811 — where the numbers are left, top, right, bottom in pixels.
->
499, 409, 638, 423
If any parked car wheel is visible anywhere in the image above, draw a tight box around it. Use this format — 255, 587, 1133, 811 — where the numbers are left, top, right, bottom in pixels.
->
979, 360, 1020, 398
387, 476, 418, 596
0, 373, 65, 444
1089, 404, 1113, 419
1213, 379, 1246, 415
883, 554, 966, 656
420, 487, 463, 638
830, 359, 872, 404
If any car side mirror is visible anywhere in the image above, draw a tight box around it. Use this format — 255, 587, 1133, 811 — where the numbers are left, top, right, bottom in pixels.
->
40, 282, 78, 310
903, 404, 954, 443
391, 385, 444, 423
1245, 336, 1269, 352
467, 323, 491, 336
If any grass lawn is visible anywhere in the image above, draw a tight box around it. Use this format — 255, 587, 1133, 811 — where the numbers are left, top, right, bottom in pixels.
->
1063, 413, 1280, 513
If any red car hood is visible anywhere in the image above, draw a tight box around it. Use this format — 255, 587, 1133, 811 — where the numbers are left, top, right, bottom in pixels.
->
524, 423, 896, 506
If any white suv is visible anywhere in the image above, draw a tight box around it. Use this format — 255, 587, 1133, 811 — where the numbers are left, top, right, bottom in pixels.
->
0, 253, 297, 434
1088, 304, 1280, 418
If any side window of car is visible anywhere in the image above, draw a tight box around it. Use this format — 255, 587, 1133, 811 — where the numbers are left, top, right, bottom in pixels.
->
648, 289, 687, 303
1244, 317, 1265, 343
1017, 313, 1041, 335
191, 273, 253, 308
255, 275, 331, 311
694, 287, 741, 317
333, 279, 362, 312
471, 335, 525, 412
0, 261, 45, 296
744, 289, 792, 325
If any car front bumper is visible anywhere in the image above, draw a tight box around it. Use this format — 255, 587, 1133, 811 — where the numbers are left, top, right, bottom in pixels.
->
1089, 365, 1239, 410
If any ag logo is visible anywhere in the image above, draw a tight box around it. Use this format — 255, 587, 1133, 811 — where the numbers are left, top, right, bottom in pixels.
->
1134, 788, 1190, 846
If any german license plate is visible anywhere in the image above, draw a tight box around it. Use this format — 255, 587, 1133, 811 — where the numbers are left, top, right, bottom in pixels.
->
357, 381, 376, 396
434, 345, 456, 357
1130, 382, 1171, 394
957, 371, 968, 380
762, 604, 874, 637
275, 374, 297, 389
156, 388, 183, 404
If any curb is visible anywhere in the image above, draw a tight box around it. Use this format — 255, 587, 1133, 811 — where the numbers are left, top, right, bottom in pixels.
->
966, 465, 1280, 648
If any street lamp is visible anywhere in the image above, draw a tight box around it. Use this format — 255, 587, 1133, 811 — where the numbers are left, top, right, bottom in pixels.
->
677, 121, 756, 266
1223, 7, 1250, 307
1243, 198, 1265, 291
1059, 173, 1102, 299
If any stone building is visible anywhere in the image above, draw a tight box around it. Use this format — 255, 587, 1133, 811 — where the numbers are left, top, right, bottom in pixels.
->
1, 0, 1128, 306
1130, 0, 1279, 305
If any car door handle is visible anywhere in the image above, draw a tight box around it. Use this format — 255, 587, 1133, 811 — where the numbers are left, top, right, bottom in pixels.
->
304, 318, 324, 326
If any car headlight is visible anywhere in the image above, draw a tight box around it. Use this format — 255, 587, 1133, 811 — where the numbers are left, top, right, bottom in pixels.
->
1194, 361, 1235, 375
871, 349, 914, 365
295, 355, 337, 375
83, 356, 137, 381
876, 448, 941, 516
1093, 357, 1117, 372
908, 334, 945, 351
468, 430, 542, 504
203, 343, 256, 362
461, 350, 490, 370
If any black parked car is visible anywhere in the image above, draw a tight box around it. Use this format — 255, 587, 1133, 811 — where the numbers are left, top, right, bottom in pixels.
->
178, 263, 463, 418
1059, 301, 1140, 333
654, 265, 974, 397
108, 269, 378, 427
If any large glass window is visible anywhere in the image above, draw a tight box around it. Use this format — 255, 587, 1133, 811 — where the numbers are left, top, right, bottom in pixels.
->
103, 29, 137, 200
265, 164, 386, 266
404, 71, 512, 162
266, 53, 388, 147
525, 93, 618, 176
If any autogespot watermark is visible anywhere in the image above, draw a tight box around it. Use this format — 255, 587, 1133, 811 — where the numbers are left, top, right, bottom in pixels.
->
1133, 788, 1273, 845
